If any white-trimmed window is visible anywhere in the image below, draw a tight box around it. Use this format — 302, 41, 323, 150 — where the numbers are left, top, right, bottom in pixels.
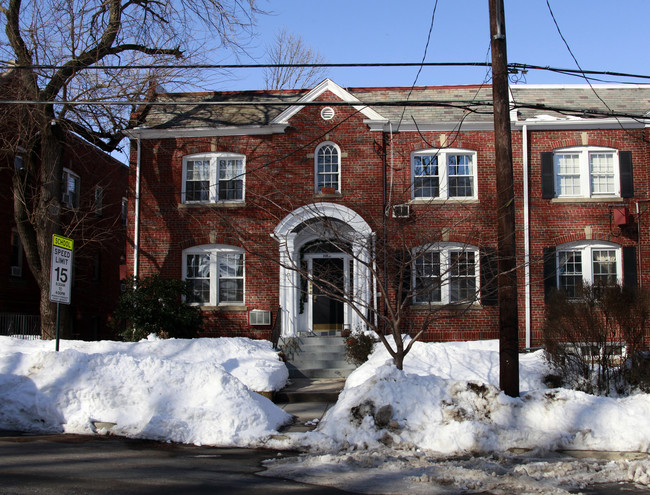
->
412, 149, 477, 200
556, 241, 622, 298
182, 153, 245, 203
62, 168, 80, 208
413, 243, 479, 304
315, 142, 341, 193
182, 245, 244, 305
554, 147, 620, 198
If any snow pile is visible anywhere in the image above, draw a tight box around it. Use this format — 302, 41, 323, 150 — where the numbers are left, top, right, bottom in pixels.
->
0, 336, 290, 445
0, 335, 288, 392
306, 340, 650, 455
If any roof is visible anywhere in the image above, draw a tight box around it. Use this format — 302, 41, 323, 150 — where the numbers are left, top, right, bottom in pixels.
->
135, 80, 650, 132
511, 85, 650, 121
138, 90, 305, 129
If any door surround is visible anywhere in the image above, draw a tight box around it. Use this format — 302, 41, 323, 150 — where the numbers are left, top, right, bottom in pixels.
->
273, 203, 373, 337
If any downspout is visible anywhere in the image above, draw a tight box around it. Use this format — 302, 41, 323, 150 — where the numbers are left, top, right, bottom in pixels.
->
133, 134, 142, 284
522, 124, 531, 349
381, 126, 389, 333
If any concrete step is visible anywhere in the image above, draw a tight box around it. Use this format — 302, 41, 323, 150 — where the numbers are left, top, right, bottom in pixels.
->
288, 367, 354, 379
274, 378, 346, 404
288, 357, 354, 369
298, 335, 346, 346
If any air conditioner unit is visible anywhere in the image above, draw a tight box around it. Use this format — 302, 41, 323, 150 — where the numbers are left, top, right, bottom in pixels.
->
10, 266, 21, 277
249, 309, 271, 326
392, 204, 410, 219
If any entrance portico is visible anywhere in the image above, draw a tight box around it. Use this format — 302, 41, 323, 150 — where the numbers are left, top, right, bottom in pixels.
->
273, 203, 373, 338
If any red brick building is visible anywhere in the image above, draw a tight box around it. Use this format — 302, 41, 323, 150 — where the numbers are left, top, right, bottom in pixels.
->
0, 68, 129, 340
126, 79, 650, 349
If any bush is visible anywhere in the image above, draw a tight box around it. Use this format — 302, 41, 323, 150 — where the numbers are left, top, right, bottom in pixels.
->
111, 275, 202, 341
544, 284, 649, 395
344, 331, 378, 366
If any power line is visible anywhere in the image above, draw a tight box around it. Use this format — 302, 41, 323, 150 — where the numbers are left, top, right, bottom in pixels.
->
0, 99, 648, 120
2, 60, 650, 81
0, 98, 647, 121
2, 61, 492, 70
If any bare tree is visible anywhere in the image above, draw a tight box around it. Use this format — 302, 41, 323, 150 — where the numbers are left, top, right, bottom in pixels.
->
198, 166, 496, 370
0, 0, 263, 338
263, 28, 328, 90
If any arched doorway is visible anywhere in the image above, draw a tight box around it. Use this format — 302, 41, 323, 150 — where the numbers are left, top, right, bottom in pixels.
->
273, 203, 373, 337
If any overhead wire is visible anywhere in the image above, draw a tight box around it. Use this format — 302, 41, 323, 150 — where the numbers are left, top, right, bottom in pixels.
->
389, 0, 439, 209
2, 61, 649, 81
542, 0, 645, 141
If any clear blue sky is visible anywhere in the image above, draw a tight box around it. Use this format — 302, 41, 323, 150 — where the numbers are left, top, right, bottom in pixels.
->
216, 0, 650, 91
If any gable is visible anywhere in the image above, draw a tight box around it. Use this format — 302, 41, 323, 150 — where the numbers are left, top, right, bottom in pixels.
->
272, 79, 385, 124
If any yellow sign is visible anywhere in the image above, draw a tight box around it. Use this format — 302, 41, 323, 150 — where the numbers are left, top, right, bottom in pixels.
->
53, 234, 74, 251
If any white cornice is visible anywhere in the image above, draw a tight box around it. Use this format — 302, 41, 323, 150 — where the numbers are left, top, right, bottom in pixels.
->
513, 118, 646, 130
365, 118, 647, 132
364, 120, 496, 132
124, 124, 289, 140
272, 78, 386, 124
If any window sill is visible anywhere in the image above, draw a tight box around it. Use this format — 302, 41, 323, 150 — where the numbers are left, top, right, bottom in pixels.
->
198, 305, 247, 312
550, 197, 623, 203
314, 192, 342, 199
410, 198, 480, 205
178, 202, 247, 209
410, 302, 483, 311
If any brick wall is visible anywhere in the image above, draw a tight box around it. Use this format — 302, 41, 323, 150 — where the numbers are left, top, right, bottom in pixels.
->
127, 91, 649, 347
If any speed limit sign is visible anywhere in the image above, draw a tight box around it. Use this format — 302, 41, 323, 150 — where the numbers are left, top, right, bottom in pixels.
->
50, 234, 74, 304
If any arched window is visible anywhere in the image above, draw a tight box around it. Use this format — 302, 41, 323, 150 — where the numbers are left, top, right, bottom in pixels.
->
182, 245, 245, 305
315, 142, 341, 193
554, 241, 622, 297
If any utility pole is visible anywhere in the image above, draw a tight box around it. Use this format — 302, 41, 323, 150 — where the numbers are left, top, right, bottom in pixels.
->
489, 0, 520, 397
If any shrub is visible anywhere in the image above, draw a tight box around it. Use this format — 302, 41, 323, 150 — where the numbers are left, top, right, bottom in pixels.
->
111, 275, 202, 341
344, 331, 378, 365
544, 284, 649, 395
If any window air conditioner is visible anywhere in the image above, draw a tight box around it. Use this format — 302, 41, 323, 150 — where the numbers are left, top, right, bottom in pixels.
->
392, 204, 410, 219
249, 309, 271, 326
11, 266, 21, 277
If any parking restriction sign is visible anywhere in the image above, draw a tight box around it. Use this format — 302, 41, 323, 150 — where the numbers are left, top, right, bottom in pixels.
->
50, 234, 74, 304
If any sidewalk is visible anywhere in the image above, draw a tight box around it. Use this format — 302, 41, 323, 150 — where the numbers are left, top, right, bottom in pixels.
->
274, 378, 346, 433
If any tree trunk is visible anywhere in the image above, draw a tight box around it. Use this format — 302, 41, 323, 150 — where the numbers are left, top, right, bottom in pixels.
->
33, 115, 67, 339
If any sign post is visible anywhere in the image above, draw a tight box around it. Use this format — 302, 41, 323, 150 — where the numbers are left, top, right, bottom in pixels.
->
50, 234, 74, 351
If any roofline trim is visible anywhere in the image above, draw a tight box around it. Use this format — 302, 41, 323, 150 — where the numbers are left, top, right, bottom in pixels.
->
124, 123, 289, 139
513, 118, 647, 130
511, 83, 650, 90
365, 117, 647, 132
364, 120, 496, 132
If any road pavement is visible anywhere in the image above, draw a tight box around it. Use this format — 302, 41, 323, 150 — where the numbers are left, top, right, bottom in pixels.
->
1, 432, 649, 494
0, 432, 352, 494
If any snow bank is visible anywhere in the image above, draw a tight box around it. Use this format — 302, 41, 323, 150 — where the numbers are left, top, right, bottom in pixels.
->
308, 340, 650, 455
0, 336, 290, 446
0, 335, 288, 392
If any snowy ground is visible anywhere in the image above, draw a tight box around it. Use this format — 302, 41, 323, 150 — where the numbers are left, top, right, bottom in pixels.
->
1, 335, 649, 494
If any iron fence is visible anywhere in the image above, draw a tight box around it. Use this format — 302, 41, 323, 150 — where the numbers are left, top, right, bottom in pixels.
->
0, 313, 41, 340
